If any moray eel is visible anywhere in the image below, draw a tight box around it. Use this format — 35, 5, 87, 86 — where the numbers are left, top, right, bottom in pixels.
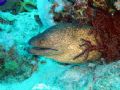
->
28, 23, 101, 64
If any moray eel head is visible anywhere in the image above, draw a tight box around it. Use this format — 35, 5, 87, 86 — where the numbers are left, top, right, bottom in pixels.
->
28, 24, 72, 56
28, 23, 101, 64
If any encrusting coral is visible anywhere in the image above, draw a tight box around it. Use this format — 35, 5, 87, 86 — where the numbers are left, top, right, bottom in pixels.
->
50, 0, 89, 25
0, 45, 38, 83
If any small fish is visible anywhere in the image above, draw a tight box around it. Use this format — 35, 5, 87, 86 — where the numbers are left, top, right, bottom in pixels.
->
28, 23, 101, 64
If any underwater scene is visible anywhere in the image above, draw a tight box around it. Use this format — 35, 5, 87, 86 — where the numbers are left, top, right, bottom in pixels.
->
0, 0, 120, 90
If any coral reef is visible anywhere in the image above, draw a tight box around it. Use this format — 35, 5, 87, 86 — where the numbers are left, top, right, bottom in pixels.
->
13, 1, 37, 14
50, 0, 120, 63
50, 0, 116, 25
0, 0, 37, 15
50, 0, 89, 25
86, 0, 120, 62
114, 0, 120, 10
0, 0, 120, 89
0, 45, 38, 83
91, 9, 120, 62
0, 0, 21, 12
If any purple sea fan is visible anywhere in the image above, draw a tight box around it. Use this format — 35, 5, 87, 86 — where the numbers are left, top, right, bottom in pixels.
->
0, 0, 7, 6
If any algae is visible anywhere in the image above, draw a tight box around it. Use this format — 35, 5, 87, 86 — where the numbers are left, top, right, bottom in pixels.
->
0, 45, 38, 83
